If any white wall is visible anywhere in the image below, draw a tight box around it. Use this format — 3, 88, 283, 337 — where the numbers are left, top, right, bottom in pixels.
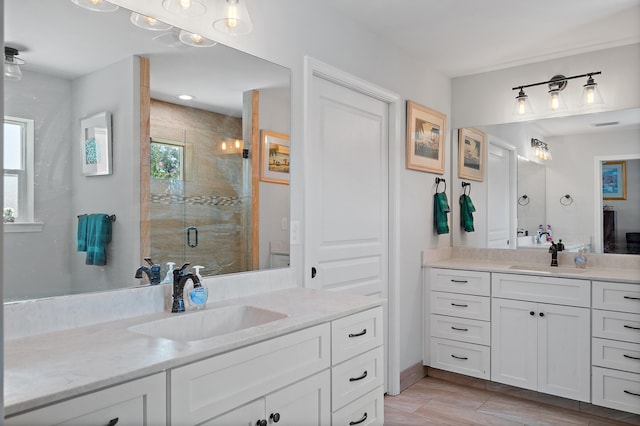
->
70, 56, 140, 293
4, 70, 74, 300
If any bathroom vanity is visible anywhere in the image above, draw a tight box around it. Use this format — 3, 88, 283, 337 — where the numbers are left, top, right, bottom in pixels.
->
4, 288, 384, 425
424, 250, 640, 416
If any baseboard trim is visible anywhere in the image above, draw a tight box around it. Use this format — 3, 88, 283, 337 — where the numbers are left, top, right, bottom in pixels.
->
399, 362, 428, 393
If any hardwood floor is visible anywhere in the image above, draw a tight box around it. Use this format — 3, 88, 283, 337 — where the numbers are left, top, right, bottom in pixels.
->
384, 377, 640, 425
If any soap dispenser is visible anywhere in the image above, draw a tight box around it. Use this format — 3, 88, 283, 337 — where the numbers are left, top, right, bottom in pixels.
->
161, 262, 175, 284
188, 266, 208, 310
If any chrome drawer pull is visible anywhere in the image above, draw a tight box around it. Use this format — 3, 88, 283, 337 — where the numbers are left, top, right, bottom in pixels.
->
451, 354, 468, 360
623, 354, 640, 360
450, 279, 468, 283
624, 325, 640, 330
624, 390, 640, 397
349, 412, 368, 425
349, 371, 368, 382
623, 296, 640, 300
348, 329, 367, 338
451, 303, 468, 307
451, 326, 469, 332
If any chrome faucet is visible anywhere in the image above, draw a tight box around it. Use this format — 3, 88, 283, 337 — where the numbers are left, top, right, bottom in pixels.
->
171, 262, 200, 313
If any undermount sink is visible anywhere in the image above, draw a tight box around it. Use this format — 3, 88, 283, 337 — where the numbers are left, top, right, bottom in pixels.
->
128, 305, 289, 342
508, 264, 586, 274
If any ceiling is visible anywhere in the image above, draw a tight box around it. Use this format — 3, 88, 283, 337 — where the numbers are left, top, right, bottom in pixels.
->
324, 0, 640, 78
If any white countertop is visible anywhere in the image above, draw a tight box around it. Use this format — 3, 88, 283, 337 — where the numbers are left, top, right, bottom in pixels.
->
429, 258, 640, 284
4, 288, 381, 416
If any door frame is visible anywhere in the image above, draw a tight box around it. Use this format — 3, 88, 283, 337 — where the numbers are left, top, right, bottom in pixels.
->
303, 57, 402, 395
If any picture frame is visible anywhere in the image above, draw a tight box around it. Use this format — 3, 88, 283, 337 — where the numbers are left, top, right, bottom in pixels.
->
260, 130, 290, 185
406, 101, 447, 174
80, 112, 112, 176
602, 161, 627, 200
457, 127, 486, 182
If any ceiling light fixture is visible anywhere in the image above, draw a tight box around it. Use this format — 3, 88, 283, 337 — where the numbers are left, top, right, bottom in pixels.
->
212, 0, 253, 35
130, 12, 172, 31
162, 0, 207, 16
531, 138, 552, 161
178, 30, 218, 47
70, 0, 119, 12
512, 71, 603, 116
4, 47, 25, 81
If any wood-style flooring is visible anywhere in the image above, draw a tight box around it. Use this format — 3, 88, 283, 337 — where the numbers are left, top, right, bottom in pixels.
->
384, 377, 639, 425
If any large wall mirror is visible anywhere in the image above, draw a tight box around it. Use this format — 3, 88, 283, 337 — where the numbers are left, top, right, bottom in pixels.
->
3, 0, 291, 301
481, 108, 640, 254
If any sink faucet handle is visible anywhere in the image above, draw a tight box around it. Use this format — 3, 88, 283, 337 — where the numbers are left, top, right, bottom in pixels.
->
144, 257, 154, 267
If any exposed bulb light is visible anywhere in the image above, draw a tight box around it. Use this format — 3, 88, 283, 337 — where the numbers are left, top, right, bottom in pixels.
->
162, 0, 206, 16
4, 47, 25, 81
178, 30, 217, 47
531, 138, 552, 161
130, 12, 172, 31
213, 0, 253, 35
234, 139, 241, 149
513, 88, 533, 116
580, 74, 604, 107
70, 0, 119, 12
221, 141, 227, 151
547, 75, 567, 112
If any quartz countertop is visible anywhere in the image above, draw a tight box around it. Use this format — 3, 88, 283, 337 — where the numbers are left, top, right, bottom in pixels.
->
429, 258, 640, 284
4, 288, 382, 416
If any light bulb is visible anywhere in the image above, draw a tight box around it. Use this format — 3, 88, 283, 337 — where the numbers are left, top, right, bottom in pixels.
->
179, 0, 192, 9
226, 3, 238, 29
90, 0, 101, 4
221, 142, 227, 151
517, 99, 526, 115
190, 33, 203, 44
235, 139, 241, 149
550, 92, 559, 111
584, 87, 595, 105
145, 16, 157, 25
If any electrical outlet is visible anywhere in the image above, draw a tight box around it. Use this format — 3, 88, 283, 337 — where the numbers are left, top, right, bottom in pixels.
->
281, 217, 288, 230
290, 220, 300, 245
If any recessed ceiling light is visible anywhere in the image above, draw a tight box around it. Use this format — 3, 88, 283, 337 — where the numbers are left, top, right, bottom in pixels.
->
178, 94, 194, 100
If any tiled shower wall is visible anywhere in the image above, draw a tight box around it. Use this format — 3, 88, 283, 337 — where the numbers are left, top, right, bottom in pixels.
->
149, 99, 248, 277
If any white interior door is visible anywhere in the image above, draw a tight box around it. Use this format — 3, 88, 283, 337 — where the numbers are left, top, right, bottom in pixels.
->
305, 61, 392, 392
487, 143, 513, 248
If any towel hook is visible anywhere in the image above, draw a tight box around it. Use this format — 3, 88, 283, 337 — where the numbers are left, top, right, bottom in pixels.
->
518, 195, 530, 206
461, 181, 471, 196
560, 194, 573, 206
435, 177, 446, 193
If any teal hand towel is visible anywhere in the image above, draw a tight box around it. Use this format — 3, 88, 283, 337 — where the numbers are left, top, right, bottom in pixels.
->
77, 214, 88, 251
84, 214, 112, 266
434, 192, 450, 235
460, 194, 476, 232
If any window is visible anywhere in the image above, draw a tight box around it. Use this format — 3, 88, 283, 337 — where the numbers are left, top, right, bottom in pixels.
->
3, 116, 35, 223
150, 138, 185, 180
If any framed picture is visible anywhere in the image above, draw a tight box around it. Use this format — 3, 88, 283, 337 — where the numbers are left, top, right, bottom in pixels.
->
80, 112, 112, 176
457, 127, 486, 182
406, 101, 447, 174
602, 161, 627, 200
260, 130, 290, 185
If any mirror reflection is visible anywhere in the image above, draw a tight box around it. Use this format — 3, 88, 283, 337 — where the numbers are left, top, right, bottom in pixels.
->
482, 108, 640, 254
3, 0, 291, 301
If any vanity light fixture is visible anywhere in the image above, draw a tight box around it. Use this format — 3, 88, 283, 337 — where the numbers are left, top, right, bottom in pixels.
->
4, 47, 25, 81
162, 0, 207, 16
212, 0, 253, 35
512, 71, 603, 115
130, 12, 172, 31
531, 138, 552, 161
70, 0, 119, 12
179, 30, 218, 47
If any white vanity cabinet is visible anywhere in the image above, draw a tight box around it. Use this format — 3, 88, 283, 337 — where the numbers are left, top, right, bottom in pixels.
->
491, 273, 591, 402
428, 268, 491, 379
4, 373, 166, 426
592, 281, 640, 415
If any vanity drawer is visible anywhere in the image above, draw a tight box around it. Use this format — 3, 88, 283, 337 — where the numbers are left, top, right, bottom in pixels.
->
593, 281, 640, 314
492, 273, 590, 307
592, 337, 640, 373
332, 346, 384, 412
431, 292, 490, 321
592, 366, 640, 415
593, 310, 640, 344
171, 323, 330, 425
431, 314, 490, 346
430, 268, 490, 296
332, 307, 383, 365
430, 337, 490, 380
332, 386, 384, 426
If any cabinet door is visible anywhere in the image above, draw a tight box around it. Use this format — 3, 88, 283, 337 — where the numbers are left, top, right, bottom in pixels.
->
491, 298, 537, 390
5, 373, 166, 426
202, 399, 265, 426
537, 303, 591, 402
265, 371, 331, 426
